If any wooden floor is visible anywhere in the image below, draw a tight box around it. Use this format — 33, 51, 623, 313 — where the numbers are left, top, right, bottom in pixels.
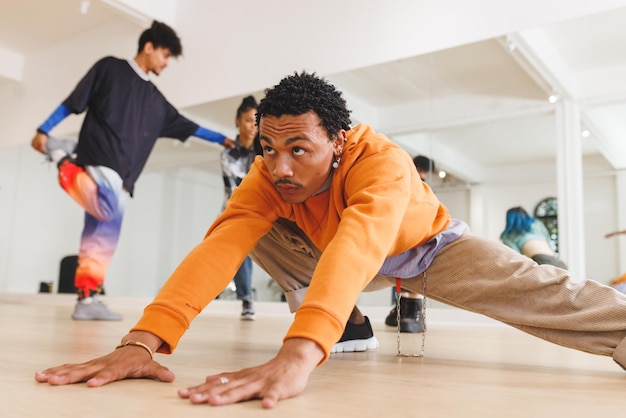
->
2, 293, 624, 417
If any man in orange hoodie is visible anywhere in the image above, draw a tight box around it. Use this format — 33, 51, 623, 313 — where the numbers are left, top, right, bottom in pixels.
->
36, 72, 626, 409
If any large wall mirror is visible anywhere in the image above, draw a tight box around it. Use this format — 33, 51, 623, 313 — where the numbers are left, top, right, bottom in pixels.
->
174, 7, 625, 304
1, 5, 624, 307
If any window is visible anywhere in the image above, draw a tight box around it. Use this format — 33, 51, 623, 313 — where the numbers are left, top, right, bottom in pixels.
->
534, 197, 559, 254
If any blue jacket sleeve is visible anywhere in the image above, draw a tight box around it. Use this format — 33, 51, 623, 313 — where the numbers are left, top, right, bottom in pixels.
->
193, 126, 226, 145
37, 104, 73, 134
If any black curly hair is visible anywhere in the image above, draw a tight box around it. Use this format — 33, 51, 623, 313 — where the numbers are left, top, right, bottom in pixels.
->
236, 95, 258, 119
257, 72, 352, 140
413, 155, 435, 174
138, 21, 183, 57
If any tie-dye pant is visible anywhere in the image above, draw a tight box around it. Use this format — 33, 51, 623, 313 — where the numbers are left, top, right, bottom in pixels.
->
58, 160, 127, 298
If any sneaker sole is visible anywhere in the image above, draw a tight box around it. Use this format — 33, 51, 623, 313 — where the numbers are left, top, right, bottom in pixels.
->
399, 324, 425, 333
331, 336, 379, 353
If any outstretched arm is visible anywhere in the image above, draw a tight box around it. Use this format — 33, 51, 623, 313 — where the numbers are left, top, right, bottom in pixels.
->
178, 337, 324, 409
194, 126, 235, 148
34, 330, 174, 387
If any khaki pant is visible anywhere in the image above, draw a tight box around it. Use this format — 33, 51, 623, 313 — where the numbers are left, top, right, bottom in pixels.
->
250, 219, 626, 369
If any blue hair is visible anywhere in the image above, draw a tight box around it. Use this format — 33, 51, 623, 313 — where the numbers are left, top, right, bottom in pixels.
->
501, 206, 534, 238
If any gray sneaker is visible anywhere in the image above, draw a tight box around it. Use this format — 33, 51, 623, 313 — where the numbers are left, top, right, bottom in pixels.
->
44, 136, 77, 162
71, 296, 123, 321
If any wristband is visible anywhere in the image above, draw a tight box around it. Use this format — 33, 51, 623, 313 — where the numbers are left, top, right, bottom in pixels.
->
115, 340, 154, 360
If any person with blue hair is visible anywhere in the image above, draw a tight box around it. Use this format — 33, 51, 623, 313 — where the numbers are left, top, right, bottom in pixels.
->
500, 206, 568, 269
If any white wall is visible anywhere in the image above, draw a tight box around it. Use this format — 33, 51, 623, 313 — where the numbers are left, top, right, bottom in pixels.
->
0, 142, 278, 300
161, 0, 626, 108
1, 20, 140, 150
2, 1, 626, 302
475, 160, 619, 284
0, 143, 620, 306
357, 157, 620, 307
1, 144, 83, 293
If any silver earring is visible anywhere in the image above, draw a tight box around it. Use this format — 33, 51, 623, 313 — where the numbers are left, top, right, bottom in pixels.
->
332, 156, 340, 169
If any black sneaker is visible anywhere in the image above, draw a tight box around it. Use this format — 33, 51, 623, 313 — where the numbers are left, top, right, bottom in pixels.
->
331, 316, 379, 353
385, 297, 425, 333
240, 300, 255, 321
385, 306, 399, 327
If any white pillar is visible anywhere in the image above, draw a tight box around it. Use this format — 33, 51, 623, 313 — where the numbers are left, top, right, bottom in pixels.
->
554, 99, 586, 281
468, 184, 485, 236
615, 171, 626, 275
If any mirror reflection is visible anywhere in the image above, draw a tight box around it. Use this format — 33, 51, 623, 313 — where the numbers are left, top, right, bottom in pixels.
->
1, 4, 624, 309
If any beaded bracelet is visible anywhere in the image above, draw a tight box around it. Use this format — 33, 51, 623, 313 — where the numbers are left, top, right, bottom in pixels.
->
115, 340, 154, 360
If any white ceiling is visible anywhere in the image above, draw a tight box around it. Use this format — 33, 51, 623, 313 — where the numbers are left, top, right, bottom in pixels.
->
2, 1, 625, 186
0, 1, 119, 53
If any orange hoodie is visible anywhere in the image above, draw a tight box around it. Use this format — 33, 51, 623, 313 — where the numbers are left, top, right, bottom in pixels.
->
132, 123, 450, 362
